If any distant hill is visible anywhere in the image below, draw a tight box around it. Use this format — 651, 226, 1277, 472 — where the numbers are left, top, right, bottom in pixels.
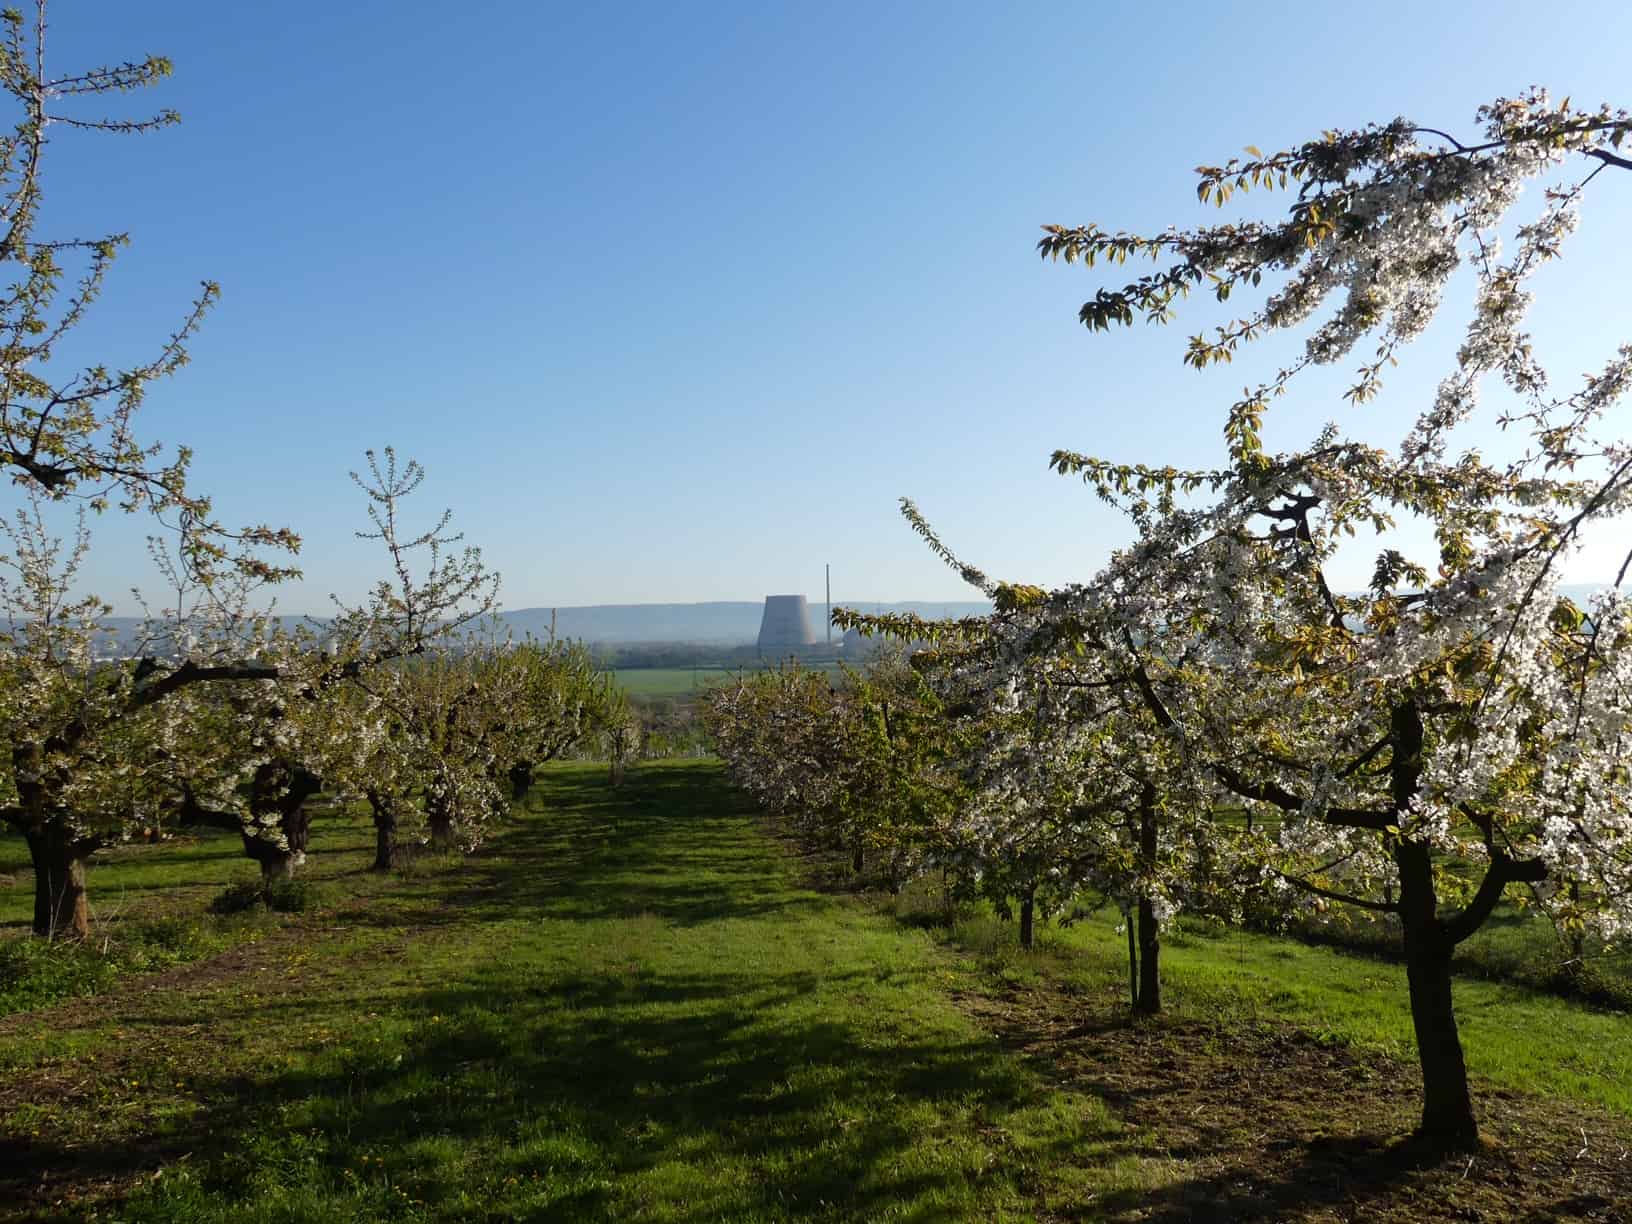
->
81, 600, 993, 652
502, 601, 995, 645
77, 586, 1619, 653
521, 585, 1610, 646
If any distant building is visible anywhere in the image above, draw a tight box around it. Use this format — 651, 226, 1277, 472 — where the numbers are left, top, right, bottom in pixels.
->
757, 595, 818, 654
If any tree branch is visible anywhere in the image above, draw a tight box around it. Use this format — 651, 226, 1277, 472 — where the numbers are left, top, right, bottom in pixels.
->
1276, 869, 1400, 915
1443, 854, 1548, 946
1586, 147, 1632, 173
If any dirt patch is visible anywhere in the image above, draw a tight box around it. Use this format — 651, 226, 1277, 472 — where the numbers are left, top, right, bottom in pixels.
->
952, 981, 1631, 1222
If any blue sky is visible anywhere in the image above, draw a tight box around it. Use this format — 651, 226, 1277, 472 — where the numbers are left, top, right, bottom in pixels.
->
31, 0, 1632, 613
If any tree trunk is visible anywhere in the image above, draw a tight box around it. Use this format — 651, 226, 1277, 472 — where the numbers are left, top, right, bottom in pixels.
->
426, 791, 455, 851
1125, 909, 1139, 1011
240, 832, 297, 881
1019, 888, 1035, 950
851, 832, 864, 875
1402, 921, 1475, 1146
24, 826, 91, 939
1136, 893, 1161, 1014
245, 762, 321, 881
509, 762, 533, 802
368, 791, 399, 872
1391, 700, 1478, 1147
1397, 841, 1477, 1146
280, 803, 314, 874
1135, 782, 1161, 1014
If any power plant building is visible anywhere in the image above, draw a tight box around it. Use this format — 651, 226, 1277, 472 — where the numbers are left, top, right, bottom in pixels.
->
757, 594, 818, 653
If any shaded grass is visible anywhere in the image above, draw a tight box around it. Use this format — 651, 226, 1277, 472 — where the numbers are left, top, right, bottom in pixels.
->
0, 764, 1138, 1221
3, 765, 1628, 1222
0, 803, 453, 1019
877, 884, 1632, 1120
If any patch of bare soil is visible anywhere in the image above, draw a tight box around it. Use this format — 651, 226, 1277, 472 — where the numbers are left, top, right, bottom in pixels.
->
953, 982, 1631, 1223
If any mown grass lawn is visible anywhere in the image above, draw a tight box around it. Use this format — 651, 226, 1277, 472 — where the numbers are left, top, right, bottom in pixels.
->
1, 762, 1629, 1222
967, 905, 1632, 1118
0, 764, 1134, 1221
0, 802, 401, 1015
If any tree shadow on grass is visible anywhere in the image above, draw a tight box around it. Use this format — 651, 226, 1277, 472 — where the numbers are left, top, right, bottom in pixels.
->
327, 767, 832, 934
1086, 1125, 1627, 1223
2, 963, 1094, 1220
949, 976, 1632, 1223
4, 764, 1099, 1217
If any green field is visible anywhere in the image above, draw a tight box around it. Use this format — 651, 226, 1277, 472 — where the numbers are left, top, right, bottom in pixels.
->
611, 664, 843, 699
609, 666, 743, 697
1, 763, 1628, 1221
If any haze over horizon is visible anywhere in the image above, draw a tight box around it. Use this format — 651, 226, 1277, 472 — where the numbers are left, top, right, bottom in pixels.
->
27, 1, 1632, 616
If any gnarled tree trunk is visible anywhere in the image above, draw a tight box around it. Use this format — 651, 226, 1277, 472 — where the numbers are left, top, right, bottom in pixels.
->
367, 790, 399, 871
9, 742, 99, 939
23, 824, 95, 939
245, 762, 321, 881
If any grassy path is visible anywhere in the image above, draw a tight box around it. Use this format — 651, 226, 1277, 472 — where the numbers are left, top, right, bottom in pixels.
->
1, 761, 1629, 1221
0, 764, 1123, 1221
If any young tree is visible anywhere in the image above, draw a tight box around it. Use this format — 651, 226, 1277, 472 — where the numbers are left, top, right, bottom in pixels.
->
834, 651, 960, 892
215, 449, 500, 880
0, 0, 309, 934
1019, 92, 1632, 1145
840, 543, 1224, 1002
704, 666, 852, 843
0, 499, 281, 935
499, 636, 621, 801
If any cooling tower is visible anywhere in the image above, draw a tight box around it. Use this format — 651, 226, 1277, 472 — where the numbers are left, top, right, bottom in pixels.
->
757, 594, 818, 652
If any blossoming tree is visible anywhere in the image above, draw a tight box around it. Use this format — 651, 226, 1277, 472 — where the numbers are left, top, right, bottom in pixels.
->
0, 0, 298, 580
1018, 91, 1632, 1145
0, 501, 284, 936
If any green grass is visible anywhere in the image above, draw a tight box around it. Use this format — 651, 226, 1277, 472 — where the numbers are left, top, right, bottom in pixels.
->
611, 666, 742, 697
900, 897, 1632, 1119
611, 664, 844, 698
0, 765, 1139, 1221
0, 802, 421, 1018
3, 765, 1629, 1221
